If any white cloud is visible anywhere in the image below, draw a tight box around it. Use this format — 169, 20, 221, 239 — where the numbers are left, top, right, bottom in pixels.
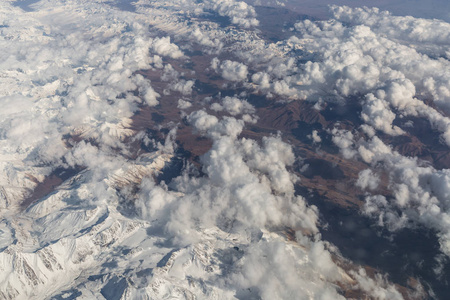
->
210, 57, 220, 70
133, 113, 406, 296
361, 93, 404, 136
169, 79, 195, 95
219, 60, 248, 82
279, 0, 450, 22
0, 1, 434, 298
187, 110, 219, 132
204, 0, 259, 28
142, 86, 160, 106
331, 128, 357, 159
227, 237, 346, 300
356, 169, 380, 190
151, 36, 184, 59
138, 117, 320, 242
210, 96, 255, 116
177, 98, 192, 109
330, 127, 450, 257
331, 5, 450, 49
251, 71, 270, 89
310, 130, 322, 143
135, 74, 160, 106
350, 268, 404, 300
253, 8, 450, 144
190, 27, 223, 51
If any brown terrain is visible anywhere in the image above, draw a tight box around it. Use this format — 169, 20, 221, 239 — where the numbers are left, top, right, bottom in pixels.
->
19, 6, 450, 299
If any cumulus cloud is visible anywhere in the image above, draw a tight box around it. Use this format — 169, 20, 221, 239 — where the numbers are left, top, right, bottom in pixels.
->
159, 64, 196, 96
140, 112, 319, 240
0, 0, 198, 214
251, 71, 271, 89
189, 110, 245, 138
0, 1, 432, 298
330, 127, 450, 257
142, 86, 160, 106
350, 268, 404, 300
210, 57, 220, 70
151, 36, 184, 59
135, 74, 160, 106
227, 238, 346, 299
190, 27, 224, 51
330, 5, 450, 49
247, 7, 450, 145
136, 108, 405, 298
361, 93, 404, 136
177, 98, 192, 109
310, 130, 322, 143
204, 0, 259, 28
219, 60, 248, 82
331, 128, 357, 159
187, 110, 219, 132
210, 96, 255, 116
168, 79, 195, 95
356, 169, 380, 190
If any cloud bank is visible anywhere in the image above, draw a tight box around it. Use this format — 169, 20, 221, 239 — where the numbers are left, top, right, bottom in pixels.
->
0, 0, 440, 298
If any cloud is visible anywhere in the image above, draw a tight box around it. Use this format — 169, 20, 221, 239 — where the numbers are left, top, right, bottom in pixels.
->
139, 115, 320, 242
187, 110, 219, 133
219, 60, 248, 82
177, 98, 192, 109
210, 57, 220, 70
142, 86, 160, 106
151, 36, 184, 59
168, 79, 195, 95
361, 93, 404, 136
330, 127, 450, 257
135, 107, 407, 298
270, 0, 450, 22
227, 237, 346, 300
0, 1, 433, 298
210, 96, 255, 116
135, 74, 160, 106
204, 0, 259, 28
251, 71, 271, 89
350, 268, 404, 300
356, 169, 380, 190
135, 113, 350, 297
330, 5, 450, 48
330, 128, 357, 159
0, 0, 198, 214
141, 140, 402, 298
245, 8, 450, 144
190, 27, 224, 51
308, 130, 322, 143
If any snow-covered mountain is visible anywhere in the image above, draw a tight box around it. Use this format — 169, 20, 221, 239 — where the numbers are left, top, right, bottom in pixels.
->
0, 0, 449, 299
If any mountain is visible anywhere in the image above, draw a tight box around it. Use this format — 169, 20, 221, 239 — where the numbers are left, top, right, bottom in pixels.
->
0, 0, 449, 299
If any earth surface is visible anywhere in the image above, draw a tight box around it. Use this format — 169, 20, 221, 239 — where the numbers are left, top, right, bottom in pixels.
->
0, 0, 450, 299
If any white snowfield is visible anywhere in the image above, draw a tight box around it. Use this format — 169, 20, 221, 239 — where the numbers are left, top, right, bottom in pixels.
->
0, 150, 173, 299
